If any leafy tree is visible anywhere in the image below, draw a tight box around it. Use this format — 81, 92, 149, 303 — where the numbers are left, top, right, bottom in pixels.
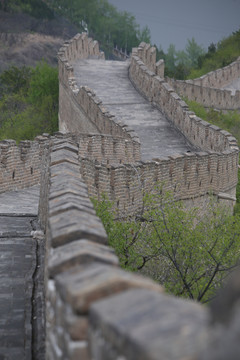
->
0, 65, 32, 96
165, 44, 176, 75
137, 25, 151, 44
185, 37, 205, 68
45, 0, 151, 55
93, 188, 240, 303
2, 0, 54, 19
0, 62, 58, 141
188, 28, 240, 79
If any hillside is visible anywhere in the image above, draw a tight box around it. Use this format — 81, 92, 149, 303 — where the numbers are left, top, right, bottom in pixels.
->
0, 9, 78, 72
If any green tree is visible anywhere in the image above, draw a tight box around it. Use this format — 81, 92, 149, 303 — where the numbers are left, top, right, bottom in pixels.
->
165, 44, 176, 75
93, 189, 240, 303
188, 29, 240, 79
46, 0, 151, 55
137, 25, 151, 44
0, 65, 32, 96
0, 62, 58, 141
185, 37, 205, 68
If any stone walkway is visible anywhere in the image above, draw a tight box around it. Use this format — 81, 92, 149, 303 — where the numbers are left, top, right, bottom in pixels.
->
0, 186, 40, 359
73, 59, 194, 161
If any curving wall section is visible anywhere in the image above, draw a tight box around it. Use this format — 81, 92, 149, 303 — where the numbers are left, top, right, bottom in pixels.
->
0, 32, 240, 360
167, 57, 240, 110
58, 35, 239, 212
44, 136, 211, 360
43, 135, 240, 360
58, 33, 140, 156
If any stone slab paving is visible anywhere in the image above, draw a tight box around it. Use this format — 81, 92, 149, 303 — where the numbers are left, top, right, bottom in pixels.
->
0, 186, 40, 359
0, 185, 40, 216
73, 59, 194, 161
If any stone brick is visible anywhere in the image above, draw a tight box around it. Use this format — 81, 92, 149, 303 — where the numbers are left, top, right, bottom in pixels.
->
49, 195, 95, 217
50, 209, 107, 247
50, 162, 81, 179
50, 148, 79, 166
48, 239, 119, 277
55, 263, 163, 314
66, 315, 89, 341
66, 340, 90, 360
89, 288, 208, 360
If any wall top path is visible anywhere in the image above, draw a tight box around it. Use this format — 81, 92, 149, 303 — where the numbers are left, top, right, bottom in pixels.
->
72, 58, 194, 161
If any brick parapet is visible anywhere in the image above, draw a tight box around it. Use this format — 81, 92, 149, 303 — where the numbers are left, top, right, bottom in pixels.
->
167, 57, 240, 110
0, 136, 49, 194
191, 56, 240, 88
45, 139, 170, 360
58, 33, 140, 150
129, 53, 238, 152
79, 148, 238, 215
129, 50, 239, 204
168, 77, 240, 111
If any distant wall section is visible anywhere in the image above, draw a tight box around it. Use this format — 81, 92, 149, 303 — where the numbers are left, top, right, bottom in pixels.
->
58, 33, 140, 157
128, 43, 239, 208
0, 136, 49, 193
167, 57, 240, 110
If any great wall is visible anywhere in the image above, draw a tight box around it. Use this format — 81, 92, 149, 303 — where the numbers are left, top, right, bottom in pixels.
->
0, 32, 240, 359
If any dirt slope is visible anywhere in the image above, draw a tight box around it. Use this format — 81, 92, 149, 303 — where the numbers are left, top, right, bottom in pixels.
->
0, 10, 78, 72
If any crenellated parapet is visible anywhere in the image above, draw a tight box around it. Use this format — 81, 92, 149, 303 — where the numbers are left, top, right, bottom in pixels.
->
167, 57, 240, 110
132, 42, 165, 77
58, 33, 140, 155
80, 148, 238, 215
0, 136, 50, 193
129, 43, 239, 207
129, 52, 238, 152
44, 138, 209, 360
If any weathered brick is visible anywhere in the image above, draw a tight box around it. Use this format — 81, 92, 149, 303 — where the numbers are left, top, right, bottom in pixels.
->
55, 263, 163, 314
48, 239, 118, 277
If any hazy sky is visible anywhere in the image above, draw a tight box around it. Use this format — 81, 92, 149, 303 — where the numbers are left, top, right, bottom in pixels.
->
108, 0, 240, 51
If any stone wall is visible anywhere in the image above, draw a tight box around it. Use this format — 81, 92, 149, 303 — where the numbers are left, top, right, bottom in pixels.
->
0, 136, 49, 194
58, 33, 140, 155
44, 137, 240, 360
132, 42, 164, 77
74, 133, 140, 164
167, 57, 240, 110
129, 44, 238, 152
80, 150, 238, 215
128, 43, 238, 207
45, 138, 210, 360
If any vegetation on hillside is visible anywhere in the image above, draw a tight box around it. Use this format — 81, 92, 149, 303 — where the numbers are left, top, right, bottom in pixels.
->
1, 0, 151, 57
46, 0, 151, 54
184, 99, 240, 214
0, 62, 58, 141
157, 28, 240, 80
44, 0, 151, 56
189, 29, 240, 79
92, 189, 240, 303
0, 0, 54, 19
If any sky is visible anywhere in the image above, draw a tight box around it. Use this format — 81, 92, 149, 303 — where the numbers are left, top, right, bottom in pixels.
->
108, 0, 240, 52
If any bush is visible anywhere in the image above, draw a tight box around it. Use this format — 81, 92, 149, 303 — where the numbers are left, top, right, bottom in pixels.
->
0, 62, 58, 141
92, 189, 240, 303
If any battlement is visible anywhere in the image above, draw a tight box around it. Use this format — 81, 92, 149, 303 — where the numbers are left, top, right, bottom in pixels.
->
44, 138, 210, 359
1, 33, 240, 360
129, 51, 238, 152
167, 57, 240, 110
0, 136, 49, 193
58, 33, 140, 150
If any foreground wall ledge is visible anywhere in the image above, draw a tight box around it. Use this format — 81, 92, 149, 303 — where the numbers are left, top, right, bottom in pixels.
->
89, 288, 208, 360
